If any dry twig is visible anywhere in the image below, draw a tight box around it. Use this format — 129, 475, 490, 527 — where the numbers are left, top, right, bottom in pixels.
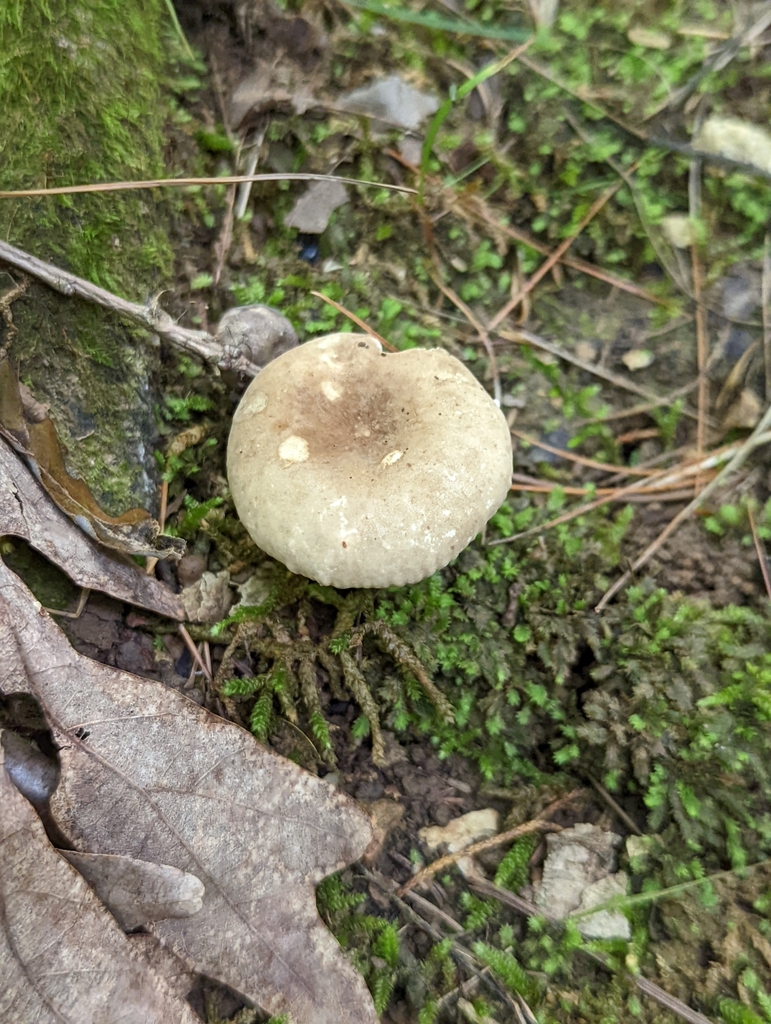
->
491, 442, 755, 547
0, 239, 259, 375
398, 789, 582, 896
488, 175, 631, 330
178, 623, 213, 682
0, 172, 415, 199
309, 291, 395, 350
689, 125, 709, 483
763, 234, 771, 403
427, 262, 501, 405
596, 404, 771, 610
748, 506, 771, 601
476, 208, 674, 308
498, 326, 709, 424
587, 775, 643, 836
512, 430, 659, 477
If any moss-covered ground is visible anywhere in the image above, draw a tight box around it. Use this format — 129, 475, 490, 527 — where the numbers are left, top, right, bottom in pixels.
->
5, 0, 771, 1021
146, 1, 771, 1020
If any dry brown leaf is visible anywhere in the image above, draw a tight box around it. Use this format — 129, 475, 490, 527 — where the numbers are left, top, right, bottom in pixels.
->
60, 851, 205, 931
0, 756, 200, 1024
0, 559, 378, 1024
0, 438, 184, 618
0, 360, 184, 561
284, 179, 349, 234
126, 934, 198, 1000
1, 728, 59, 811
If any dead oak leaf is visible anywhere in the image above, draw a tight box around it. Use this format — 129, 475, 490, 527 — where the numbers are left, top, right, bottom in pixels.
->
0, 559, 377, 1024
60, 851, 205, 931
0, 759, 200, 1024
0, 438, 184, 619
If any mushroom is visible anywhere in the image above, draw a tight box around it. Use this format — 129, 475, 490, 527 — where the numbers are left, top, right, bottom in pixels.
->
227, 332, 512, 588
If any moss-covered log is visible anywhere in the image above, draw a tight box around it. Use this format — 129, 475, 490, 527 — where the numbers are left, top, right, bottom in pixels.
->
0, 0, 181, 509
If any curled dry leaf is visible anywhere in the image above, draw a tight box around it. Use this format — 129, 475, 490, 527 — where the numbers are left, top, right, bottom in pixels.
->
0, 360, 184, 561
0, 438, 184, 619
1, 727, 59, 810
0, 560, 378, 1024
60, 851, 205, 931
0, 758, 200, 1024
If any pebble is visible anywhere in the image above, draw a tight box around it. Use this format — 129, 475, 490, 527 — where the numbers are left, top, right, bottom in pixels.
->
177, 553, 207, 588
430, 803, 453, 826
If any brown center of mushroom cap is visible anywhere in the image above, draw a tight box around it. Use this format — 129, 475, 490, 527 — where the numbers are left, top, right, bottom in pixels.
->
279, 354, 411, 466
227, 332, 513, 588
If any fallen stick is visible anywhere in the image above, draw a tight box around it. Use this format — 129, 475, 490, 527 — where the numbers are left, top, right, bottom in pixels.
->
596, 404, 771, 611
398, 789, 583, 896
491, 437, 771, 548
0, 239, 261, 377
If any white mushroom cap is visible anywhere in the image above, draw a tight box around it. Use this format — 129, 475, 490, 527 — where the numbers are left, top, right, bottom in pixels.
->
227, 333, 512, 588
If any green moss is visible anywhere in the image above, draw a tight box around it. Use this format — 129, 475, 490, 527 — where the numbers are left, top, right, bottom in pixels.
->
0, 0, 179, 509
1, 538, 80, 611
367, 496, 771, 872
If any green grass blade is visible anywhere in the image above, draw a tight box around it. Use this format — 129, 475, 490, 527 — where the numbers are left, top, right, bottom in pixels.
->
341, 0, 530, 42
420, 40, 533, 194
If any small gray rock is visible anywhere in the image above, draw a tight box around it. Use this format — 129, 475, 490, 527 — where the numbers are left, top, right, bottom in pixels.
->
216, 304, 298, 369
534, 822, 630, 939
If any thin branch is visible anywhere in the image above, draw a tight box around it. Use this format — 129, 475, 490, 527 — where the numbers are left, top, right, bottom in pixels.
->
634, 977, 715, 1024
763, 234, 771, 402
491, 441, 768, 548
475, 208, 674, 308
309, 291, 396, 350
596, 404, 771, 610
488, 174, 630, 330
398, 790, 582, 896
178, 624, 213, 682
428, 263, 501, 405
691, 242, 710, 485
498, 326, 710, 424
511, 429, 659, 477
587, 775, 643, 836
213, 182, 237, 287
0, 239, 258, 375
689, 117, 709, 480
471, 878, 716, 1024
748, 506, 771, 601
